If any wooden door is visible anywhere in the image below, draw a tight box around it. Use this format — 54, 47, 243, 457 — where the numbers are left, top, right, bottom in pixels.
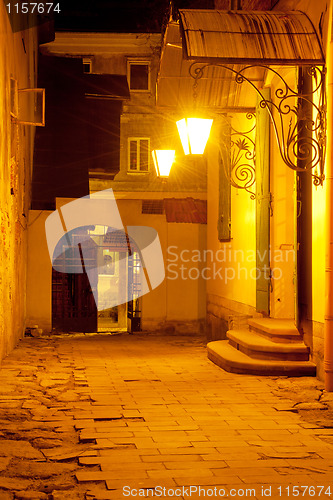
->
52, 231, 97, 333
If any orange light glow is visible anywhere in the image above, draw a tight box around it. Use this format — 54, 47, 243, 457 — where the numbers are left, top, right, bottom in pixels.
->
176, 118, 213, 155
152, 149, 175, 177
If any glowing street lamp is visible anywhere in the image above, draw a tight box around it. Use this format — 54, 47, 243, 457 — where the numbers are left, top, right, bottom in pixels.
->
152, 149, 175, 178
176, 117, 213, 155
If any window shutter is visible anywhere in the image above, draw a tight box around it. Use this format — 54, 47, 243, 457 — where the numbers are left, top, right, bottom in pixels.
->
256, 87, 271, 315
218, 130, 231, 241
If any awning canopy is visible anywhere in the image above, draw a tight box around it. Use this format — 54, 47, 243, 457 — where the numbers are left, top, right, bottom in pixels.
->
156, 10, 324, 112
179, 10, 324, 65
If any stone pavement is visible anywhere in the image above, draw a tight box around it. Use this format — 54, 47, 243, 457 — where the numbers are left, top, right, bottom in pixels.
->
0, 332, 333, 500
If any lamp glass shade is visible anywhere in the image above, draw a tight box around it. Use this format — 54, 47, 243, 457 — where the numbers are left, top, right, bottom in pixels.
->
152, 149, 175, 177
176, 118, 213, 155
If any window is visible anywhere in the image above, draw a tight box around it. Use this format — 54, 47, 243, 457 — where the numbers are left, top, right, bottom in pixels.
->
82, 58, 92, 74
218, 146, 231, 242
128, 138, 150, 172
128, 62, 149, 91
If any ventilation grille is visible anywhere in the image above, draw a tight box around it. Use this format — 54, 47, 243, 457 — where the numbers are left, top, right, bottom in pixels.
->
142, 200, 164, 215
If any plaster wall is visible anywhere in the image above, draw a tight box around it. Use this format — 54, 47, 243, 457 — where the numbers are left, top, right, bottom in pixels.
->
0, 6, 38, 361
26, 196, 206, 335
206, 114, 257, 340
308, 65, 326, 377
165, 223, 207, 323
115, 198, 207, 333
311, 193, 325, 374
312, 173, 326, 325
26, 210, 53, 332
311, 83, 325, 327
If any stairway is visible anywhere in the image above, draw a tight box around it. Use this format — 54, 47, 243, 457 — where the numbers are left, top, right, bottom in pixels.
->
207, 318, 316, 376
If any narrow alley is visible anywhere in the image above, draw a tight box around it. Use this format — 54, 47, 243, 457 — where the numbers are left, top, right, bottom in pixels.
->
0, 332, 333, 500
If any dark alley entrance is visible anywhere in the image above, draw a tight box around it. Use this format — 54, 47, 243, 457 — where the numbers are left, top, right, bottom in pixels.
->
51, 227, 142, 334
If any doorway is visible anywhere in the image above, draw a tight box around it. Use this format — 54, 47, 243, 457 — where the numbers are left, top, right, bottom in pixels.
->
51, 227, 98, 333
96, 247, 128, 332
94, 228, 132, 333
51, 226, 140, 333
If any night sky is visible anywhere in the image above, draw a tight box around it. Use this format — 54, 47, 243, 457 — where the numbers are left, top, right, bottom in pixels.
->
54, 0, 214, 32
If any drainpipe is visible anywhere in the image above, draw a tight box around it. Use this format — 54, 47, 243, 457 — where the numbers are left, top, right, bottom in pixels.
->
229, 0, 242, 9
325, 0, 333, 391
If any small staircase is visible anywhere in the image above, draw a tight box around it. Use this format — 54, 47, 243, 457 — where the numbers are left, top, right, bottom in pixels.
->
207, 318, 316, 376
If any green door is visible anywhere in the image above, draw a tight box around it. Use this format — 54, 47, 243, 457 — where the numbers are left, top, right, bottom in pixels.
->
256, 88, 271, 315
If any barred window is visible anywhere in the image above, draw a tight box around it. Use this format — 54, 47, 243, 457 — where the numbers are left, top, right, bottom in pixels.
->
142, 200, 164, 214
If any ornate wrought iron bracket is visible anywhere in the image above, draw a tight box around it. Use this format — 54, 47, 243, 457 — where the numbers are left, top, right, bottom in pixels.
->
219, 114, 256, 199
190, 62, 327, 187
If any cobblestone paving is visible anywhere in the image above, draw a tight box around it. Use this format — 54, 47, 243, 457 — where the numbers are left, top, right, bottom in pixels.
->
0, 332, 333, 500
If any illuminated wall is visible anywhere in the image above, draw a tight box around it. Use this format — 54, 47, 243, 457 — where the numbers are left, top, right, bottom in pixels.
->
26, 211, 53, 332
26, 196, 207, 335
0, 5, 38, 361
206, 114, 257, 340
115, 197, 207, 333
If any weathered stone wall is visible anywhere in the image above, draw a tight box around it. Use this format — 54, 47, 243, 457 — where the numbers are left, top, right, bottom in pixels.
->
0, 6, 38, 361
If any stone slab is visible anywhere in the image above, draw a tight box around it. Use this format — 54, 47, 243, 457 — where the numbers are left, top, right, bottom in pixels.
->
0, 478, 32, 491
0, 440, 44, 459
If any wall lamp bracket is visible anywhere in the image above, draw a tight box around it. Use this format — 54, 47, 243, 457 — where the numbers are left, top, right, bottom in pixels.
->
189, 62, 327, 187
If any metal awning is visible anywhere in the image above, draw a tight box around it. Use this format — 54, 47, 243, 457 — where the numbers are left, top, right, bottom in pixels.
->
156, 10, 325, 111
179, 10, 324, 65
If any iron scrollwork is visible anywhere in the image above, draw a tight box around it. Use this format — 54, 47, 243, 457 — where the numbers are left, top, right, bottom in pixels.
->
220, 114, 256, 199
190, 63, 326, 186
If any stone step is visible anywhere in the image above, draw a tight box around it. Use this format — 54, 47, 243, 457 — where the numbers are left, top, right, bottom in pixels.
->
247, 318, 302, 343
227, 329, 310, 361
207, 340, 316, 376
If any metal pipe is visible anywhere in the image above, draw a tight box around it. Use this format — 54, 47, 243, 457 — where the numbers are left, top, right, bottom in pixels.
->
325, 0, 333, 391
229, 0, 242, 9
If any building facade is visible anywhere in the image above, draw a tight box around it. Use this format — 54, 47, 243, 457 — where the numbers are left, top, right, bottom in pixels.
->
26, 31, 207, 336
15, 0, 333, 388
157, 0, 331, 381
